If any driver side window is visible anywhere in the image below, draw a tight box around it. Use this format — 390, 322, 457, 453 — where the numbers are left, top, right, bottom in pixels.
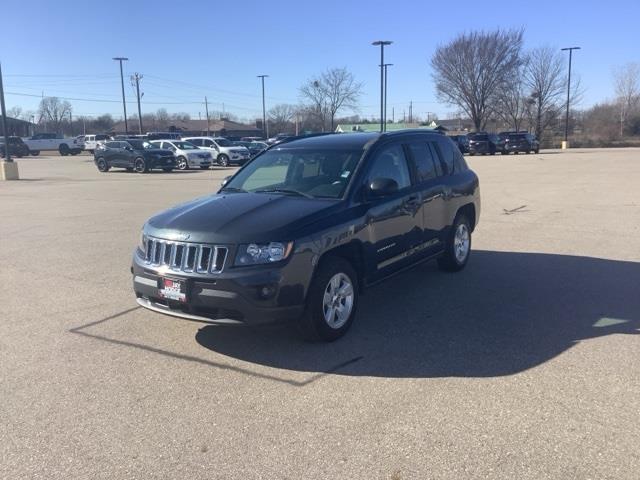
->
367, 143, 411, 190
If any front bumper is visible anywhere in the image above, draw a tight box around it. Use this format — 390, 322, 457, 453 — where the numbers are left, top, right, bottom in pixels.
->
131, 249, 309, 325
150, 157, 176, 168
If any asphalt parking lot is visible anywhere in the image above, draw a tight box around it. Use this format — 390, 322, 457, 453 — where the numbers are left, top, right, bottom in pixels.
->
1, 149, 639, 479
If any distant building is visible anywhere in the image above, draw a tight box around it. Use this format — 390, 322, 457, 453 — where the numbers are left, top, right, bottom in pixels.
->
0, 116, 36, 137
335, 122, 435, 133
110, 118, 261, 139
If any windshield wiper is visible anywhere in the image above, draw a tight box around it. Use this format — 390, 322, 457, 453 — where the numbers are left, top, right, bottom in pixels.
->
255, 188, 313, 199
220, 186, 247, 193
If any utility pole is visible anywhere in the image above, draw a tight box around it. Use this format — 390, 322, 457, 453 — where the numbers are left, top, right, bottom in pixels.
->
112, 57, 129, 134
392, 107, 395, 123
383, 63, 393, 131
561, 46, 580, 148
69, 110, 73, 136
257, 75, 268, 139
372, 41, 392, 133
409, 101, 413, 124
132, 73, 143, 134
204, 96, 210, 136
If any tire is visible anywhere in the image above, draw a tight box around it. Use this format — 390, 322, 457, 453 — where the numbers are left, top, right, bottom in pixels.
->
535, 148, 539, 154
437, 214, 472, 272
217, 154, 229, 167
59, 144, 70, 156
96, 157, 110, 172
298, 256, 359, 342
200, 165, 209, 170
176, 156, 188, 170
126, 167, 134, 172
163, 168, 173, 173
30, 150, 40, 156
134, 157, 148, 173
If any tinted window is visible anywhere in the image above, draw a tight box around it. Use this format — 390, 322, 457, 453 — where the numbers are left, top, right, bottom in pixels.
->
432, 137, 455, 175
367, 143, 411, 190
469, 134, 488, 141
189, 138, 203, 146
105, 141, 119, 148
407, 142, 438, 182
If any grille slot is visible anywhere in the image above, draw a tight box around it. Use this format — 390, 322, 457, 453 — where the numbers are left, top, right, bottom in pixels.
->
144, 237, 227, 274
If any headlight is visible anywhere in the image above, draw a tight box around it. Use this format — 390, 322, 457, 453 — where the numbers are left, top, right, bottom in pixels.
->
235, 242, 293, 266
139, 230, 147, 255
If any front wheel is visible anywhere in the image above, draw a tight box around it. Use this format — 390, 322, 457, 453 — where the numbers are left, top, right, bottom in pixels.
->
59, 144, 70, 156
298, 257, 358, 342
217, 154, 229, 167
134, 157, 148, 173
438, 214, 472, 272
96, 157, 110, 172
176, 156, 188, 170
30, 150, 40, 156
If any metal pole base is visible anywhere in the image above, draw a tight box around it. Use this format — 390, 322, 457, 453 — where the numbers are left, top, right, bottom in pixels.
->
561, 141, 570, 150
1, 161, 20, 180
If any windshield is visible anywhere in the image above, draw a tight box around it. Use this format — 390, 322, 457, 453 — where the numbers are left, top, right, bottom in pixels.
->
172, 141, 198, 150
223, 148, 362, 199
508, 134, 527, 140
214, 138, 232, 147
469, 134, 488, 141
128, 140, 155, 150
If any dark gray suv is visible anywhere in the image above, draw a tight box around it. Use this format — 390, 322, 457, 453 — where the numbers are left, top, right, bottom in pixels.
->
132, 131, 480, 341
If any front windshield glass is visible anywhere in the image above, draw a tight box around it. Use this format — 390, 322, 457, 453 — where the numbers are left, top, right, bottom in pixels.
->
173, 141, 198, 150
224, 148, 362, 199
215, 138, 232, 147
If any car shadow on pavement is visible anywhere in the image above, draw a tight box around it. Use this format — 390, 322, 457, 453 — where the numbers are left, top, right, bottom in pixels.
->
195, 250, 639, 378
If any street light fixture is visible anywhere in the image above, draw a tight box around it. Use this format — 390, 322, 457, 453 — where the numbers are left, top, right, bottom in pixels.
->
383, 63, 393, 131
113, 57, 129, 134
560, 46, 580, 147
372, 41, 392, 133
257, 75, 269, 140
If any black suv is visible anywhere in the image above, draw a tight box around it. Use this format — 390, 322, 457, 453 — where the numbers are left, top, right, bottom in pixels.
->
448, 134, 469, 154
502, 132, 539, 154
94, 139, 176, 173
0, 136, 30, 158
132, 131, 480, 341
468, 132, 499, 155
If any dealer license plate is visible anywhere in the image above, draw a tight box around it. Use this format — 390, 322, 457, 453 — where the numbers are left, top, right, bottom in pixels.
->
159, 278, 186, 302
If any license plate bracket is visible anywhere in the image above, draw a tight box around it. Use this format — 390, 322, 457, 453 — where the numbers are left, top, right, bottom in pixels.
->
158, 277, 187, 302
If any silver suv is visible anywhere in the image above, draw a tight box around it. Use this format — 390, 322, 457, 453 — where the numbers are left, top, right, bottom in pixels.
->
183, 137, 250, 166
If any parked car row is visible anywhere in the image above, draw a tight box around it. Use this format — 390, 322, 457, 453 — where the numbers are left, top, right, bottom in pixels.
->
447, 131, 540, 155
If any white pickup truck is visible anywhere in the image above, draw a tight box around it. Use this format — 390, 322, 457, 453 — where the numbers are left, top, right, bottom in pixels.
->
22, 133, 83, 156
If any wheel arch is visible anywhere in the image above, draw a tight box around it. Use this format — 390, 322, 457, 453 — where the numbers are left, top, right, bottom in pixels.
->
456, 203, 477, 232
315, 240, 366, 293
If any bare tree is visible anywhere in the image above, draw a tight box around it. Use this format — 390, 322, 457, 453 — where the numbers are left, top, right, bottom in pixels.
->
494, 59, 531, 131
525, 46, 566, 140
300, 67, 363, 131
431, 29, 524, 131
268, 104, 295, 135
38, 97, 72, 133
7, 106, 23, 120
613, 63, 640, 136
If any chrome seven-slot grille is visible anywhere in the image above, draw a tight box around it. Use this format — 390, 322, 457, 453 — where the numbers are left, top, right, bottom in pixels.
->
144, 237, 227, 274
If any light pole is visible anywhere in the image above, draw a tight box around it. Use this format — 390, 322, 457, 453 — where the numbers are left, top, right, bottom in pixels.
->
112, 57, 129, 134
561, 46, 580, 147
383, 63, 393, 131
257, 75, 268, 139
372, 41, 392, 133
0, 61, 19, 180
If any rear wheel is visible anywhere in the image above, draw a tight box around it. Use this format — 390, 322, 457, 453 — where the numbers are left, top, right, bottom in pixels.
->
59, 144, 70, 156
438, 214, 472, 272
30, 150, 40, 156
176, 156, 188, 170
217, 154, 229, 167
96, 157, 110, 172
298, 256, 358, 342
134, 157, 148, 173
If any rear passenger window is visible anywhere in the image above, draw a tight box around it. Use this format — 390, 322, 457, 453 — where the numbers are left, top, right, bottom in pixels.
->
407, 142, 438, 182
432, 138, 455, 175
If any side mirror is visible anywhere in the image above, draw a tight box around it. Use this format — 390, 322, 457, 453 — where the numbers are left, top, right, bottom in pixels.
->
221, 176, 232, 187
368, 177, 398, 197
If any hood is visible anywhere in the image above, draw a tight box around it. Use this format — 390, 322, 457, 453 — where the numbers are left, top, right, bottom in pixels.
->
146, 192, 340, 244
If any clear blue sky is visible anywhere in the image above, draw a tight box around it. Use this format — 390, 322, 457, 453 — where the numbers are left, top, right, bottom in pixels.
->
3, 0, 639, 123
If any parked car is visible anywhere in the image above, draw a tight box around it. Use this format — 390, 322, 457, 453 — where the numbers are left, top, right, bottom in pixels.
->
502, 133, 540, 154
240, 136, 264, 142
22, 133, 83, 156
83, 134, 112, 154
183, 137, 250, 166
0, 136, 31, 158
94, 140, 176, 173
146, 132, 182, 141
468, 132, 499, 155
149, 140, 212, 170
448, 134, 469, 154
232, 140, 268, 158
132, 131, 480, 341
